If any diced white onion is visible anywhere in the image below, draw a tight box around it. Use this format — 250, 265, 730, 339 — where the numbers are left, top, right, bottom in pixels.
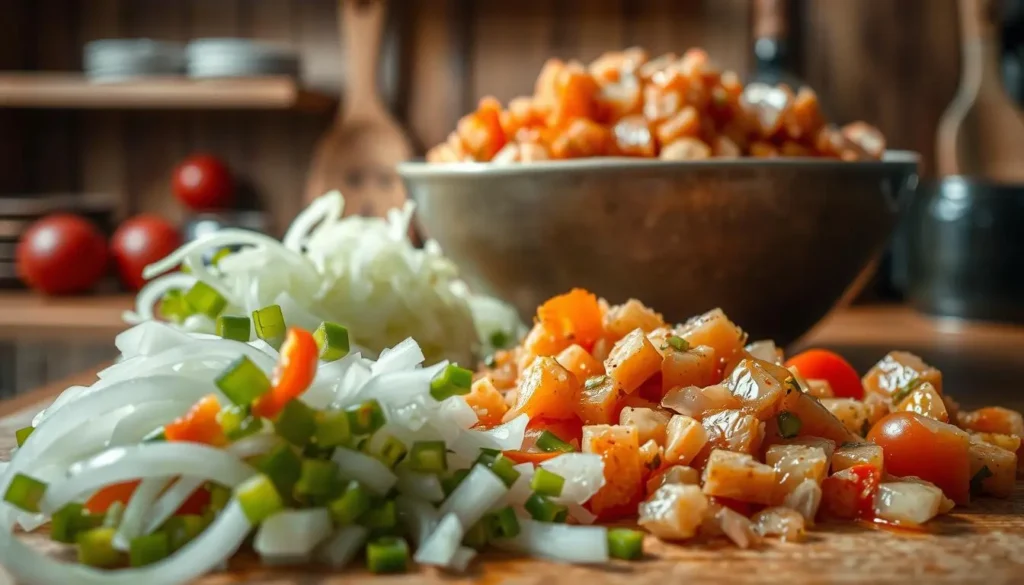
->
494, 519, 609, 564
396, 469, 446, 503
254, 508, 333, 563
372, 338, 426, 375
414, 513, 464, 568
331, 448, 397, 496
317, 524, 367, 568
396, 495, 439, 547
449, 547, 477, 572
541, 453, 605, 505
438, 465, 508, 530
873, 481, 943, 526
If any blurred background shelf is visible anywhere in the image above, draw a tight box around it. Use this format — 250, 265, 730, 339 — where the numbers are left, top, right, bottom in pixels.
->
0, 292, 133, 341
0, 73, 337, 112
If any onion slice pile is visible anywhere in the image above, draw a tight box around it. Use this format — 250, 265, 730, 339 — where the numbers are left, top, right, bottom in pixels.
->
0, 320, 613, 584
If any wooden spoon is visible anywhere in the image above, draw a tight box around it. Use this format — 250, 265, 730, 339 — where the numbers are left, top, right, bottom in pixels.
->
937, 0, 1024, 181
305, 0, 413, 215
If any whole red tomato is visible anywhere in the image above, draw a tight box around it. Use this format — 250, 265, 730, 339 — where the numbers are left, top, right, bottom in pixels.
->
110, 215, 182, 290
172, 154, 234, 211
16, 214, 108, 295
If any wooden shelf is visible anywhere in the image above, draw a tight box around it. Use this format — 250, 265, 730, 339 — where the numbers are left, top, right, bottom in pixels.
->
0, 73, 336, 112
0, 292, 134, 341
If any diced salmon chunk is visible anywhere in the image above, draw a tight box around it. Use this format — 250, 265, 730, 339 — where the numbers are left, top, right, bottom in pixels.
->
765, 444, 829, 500
605, 328, 663, 394
465, 376, 509, 427
619, 406, 671, 445
661, 345, 718, 393
574, 375, 624, 425
959, 406, 1024, 437
661, 384, 742, 419
968, 436, 1017, 498
862, 351, 943, 400
664, 415, 709, 466
603, 299, 665, 339
831, 442, 884, 474
702, 409, 763, 455
777, 386, 859, 445
894, 382, 948, 423
820, 398, 873, 437
646, 465, 701, 494
725, 358, 792, 418
701, 449, 777, 505
676, 308, 747, 365
555, 344, 605, 383
505, 356, 580, 421
638, 483, 708, 540
583, 424, 643, 517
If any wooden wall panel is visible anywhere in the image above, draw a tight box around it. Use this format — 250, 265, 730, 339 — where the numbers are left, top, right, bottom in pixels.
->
801, 0, 961, 176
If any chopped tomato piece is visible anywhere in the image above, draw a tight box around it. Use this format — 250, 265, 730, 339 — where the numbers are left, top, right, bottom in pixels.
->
165, 394, 226, 446
252, 327, 319, 419
502, 450, 561, 465
785, 349, 864, 399
175, 485, 212, 516
85, 480, 141, 514
867, 412, 971, 505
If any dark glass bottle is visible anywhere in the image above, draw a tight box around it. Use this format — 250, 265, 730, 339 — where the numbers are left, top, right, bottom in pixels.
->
749, 0, 805, 89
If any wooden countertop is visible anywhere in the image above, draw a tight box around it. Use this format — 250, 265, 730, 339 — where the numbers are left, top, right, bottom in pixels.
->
0, 292, 133, 342
1, 306, 1023, 585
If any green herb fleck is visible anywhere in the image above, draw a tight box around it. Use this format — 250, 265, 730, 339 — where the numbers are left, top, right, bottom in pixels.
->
890, 378, 922, 405
970, 465, 993, 496
666, 335, 689, 351
584, 375, 608, 390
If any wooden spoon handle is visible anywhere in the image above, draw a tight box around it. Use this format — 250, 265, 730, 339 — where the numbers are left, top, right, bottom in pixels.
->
753, 0, 788, 41
340, 0, 387, 118
958, 0, 1000, 41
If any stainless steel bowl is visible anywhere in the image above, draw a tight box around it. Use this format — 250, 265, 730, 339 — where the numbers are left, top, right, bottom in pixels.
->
399, 152, 919, 346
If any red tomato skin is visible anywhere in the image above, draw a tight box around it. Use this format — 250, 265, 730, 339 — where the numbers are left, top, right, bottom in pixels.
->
867, 412, 971, 505
110, 215, 182, 290
16, 214, 108, 295
785, 349, 864, 399
172, 154, 234, 211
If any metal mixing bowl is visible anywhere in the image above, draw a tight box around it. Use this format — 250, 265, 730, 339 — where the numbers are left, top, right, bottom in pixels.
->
399, 152, 919, 346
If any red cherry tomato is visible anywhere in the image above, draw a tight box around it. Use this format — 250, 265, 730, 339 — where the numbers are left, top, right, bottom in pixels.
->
172, 154, 234, 211
867, 411, 971, 505
785, 349, 864, 399
110, 215, 182, 290
16, 214, 108, 295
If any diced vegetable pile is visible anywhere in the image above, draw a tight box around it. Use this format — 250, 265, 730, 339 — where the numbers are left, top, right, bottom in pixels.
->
122, 191, 523, 367
483, 289, 1023, 544
427, 47, 886, 163
0, 287, 1020, 585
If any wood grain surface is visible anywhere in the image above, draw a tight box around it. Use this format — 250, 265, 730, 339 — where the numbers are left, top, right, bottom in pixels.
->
1, 306, 1023, 584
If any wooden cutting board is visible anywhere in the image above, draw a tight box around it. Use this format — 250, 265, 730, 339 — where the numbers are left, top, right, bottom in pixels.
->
2, 309, 1024, 584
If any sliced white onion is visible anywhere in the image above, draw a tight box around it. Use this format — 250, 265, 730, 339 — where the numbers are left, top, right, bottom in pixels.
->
331, 448, 397, 496
122, 273, 198, 325
4, 376, 198, 495
142, 477, 206, 535
507, 463, 536, 507
0, 500, 251, 585
41, 444, 255, 514
227, 433, 280, 460
396, 469, 446, 503
108, 401, 190, 447
372, 338, 425, 375
115, 319, 197, 359
396, 495, 439, 547
254, 508, 333, 562
114, 477, 173, 551
274, 291, 324, 333
449, 414, 528, 459
540, 453, 606, 505
143, 229, 306, 281
317, 524, 367, 568
283, 190, 344, 251
438, 464, 508, 530
567, 503, 597, 524
414, 513, 464, 568
438, 397, 478, 431
494, 518, 609, 564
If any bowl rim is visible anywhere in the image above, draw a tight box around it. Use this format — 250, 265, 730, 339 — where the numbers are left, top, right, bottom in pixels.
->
398, 149, 920, 178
